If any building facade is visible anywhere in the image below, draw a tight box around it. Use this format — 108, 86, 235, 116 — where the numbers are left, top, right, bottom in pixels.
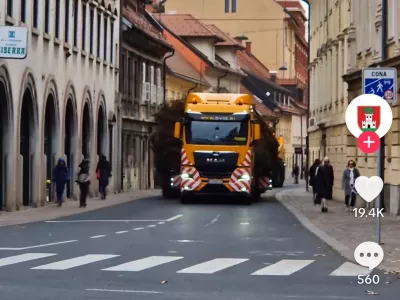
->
342, 0, 400, 215
163, 0, 308, 104
0, 0, 119, 211
119, 0, 173, 191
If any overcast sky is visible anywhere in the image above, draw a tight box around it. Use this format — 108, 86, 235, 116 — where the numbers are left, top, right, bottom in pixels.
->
300, 0, 310, 41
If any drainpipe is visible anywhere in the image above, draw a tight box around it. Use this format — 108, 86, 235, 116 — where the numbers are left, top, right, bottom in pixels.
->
302, 0, 311, 192
163, 49, 175, 105
187, 83, 198, 96
377, 0, 388, 240
217, 71, 228, 92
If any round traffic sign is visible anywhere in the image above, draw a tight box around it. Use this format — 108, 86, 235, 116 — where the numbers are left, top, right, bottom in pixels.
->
384, 90, 394, 100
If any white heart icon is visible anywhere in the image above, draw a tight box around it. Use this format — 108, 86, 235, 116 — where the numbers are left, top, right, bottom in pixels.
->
354, 176, 384, 203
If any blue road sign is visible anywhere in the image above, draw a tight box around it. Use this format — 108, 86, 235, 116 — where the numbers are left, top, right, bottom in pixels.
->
362, 67, 397, 105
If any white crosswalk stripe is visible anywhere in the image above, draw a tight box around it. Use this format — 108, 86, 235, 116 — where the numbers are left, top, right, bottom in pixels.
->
0, 253, 57, 267
329, 262, 371, 276
31, 254, 119, 270
251, 259, 314, 275
102, 256, 183, 272
177, 258, 248, 274
0, 252, 372, 277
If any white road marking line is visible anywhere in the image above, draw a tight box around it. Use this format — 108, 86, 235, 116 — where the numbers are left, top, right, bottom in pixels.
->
86, 289, 163, 294
165, 214, 183, 222
157, 222, 165, 224
0, 240, 78, 251
0, 253, 57, 267
46, 220, 165, 223
240, 222, 249, 225
205, 214, 220, 227
329, 262, 371, 276
103, 256, 183, 272
31, 254, 119, 270
115, 231, 128, 234
90, 235, 106, 239
251, 259, 314, 275
133, 227, 144, 231
177, 258, 248, 274
169, 240, 204, 243
147, 225, 156, 228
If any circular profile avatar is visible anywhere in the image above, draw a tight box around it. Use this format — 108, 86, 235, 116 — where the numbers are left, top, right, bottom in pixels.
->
345, 94, 393, 153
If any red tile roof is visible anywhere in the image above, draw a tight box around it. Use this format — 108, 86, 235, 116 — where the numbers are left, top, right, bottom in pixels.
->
277, 0, 307, 19
166, 50, 210, 86
156, 14, 223, 40
123, 6, 169, 44
206, 25, 243, 48
237, 49, 271, 80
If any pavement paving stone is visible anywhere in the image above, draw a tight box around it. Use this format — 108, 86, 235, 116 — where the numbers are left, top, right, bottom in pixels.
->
276, 186, 400, 274
0, 190, 161, 227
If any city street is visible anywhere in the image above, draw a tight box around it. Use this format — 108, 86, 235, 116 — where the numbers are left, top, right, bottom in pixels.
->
0, 184, 398, 300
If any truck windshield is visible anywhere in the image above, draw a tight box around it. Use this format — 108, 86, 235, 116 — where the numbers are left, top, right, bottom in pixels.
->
185, 120, 249, 145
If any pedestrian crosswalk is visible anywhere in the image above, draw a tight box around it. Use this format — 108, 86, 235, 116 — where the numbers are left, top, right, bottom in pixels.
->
0, 252, 372, 277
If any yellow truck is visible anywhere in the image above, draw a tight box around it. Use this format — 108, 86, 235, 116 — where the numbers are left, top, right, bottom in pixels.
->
172, 93, 276, 204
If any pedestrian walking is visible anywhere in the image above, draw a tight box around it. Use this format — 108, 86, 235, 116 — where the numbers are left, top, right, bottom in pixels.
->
342, 160, 360, 212
314, 157, 334, 213
76, 159, 90, 208
51, 158, 70, 207
309, 159, 321, 200
96, 154, 112, 200
292, 164, 299, 184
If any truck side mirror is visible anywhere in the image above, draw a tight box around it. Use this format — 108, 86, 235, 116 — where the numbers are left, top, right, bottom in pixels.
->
253, 123, 261, 141
174, 122, 181, 139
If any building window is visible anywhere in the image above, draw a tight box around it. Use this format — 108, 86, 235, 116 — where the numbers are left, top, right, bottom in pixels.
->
55, 0, 61, 39
33, 0, 39, 28
110, 21, 114, 63
73, 0, 78, 47
104, 17, 108, 61
7, 0, 12, 17
121, 51, 126, 93
20, 0, 26, 23
90, 8, 94, 54
225, 0, 229, 13
45, 0, 50, 33
97, 11, 101, 58
156, 68, 161, 86
128, 55, 132, 97
82, 3, 87, 50
232, 0, 236, 13
65, 0, 70, 43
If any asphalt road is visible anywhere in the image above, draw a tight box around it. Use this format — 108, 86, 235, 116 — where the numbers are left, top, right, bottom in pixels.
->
0, 184, 398, 300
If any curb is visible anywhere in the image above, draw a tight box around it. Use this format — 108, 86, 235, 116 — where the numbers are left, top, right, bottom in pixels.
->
276, 189, 400, 273
276, 189, 358, 264
0, 190, 161, 227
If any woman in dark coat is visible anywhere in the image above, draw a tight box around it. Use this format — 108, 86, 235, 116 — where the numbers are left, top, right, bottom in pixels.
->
314, 157, 334, 212
309, 159, 321, 200
96, 154, 112, 199
52, 157, 70, 206
76, 159, 90, 207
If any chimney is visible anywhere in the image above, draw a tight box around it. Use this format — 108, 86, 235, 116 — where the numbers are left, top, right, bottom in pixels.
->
245, 41, 252, 53
270, 71, 277, 82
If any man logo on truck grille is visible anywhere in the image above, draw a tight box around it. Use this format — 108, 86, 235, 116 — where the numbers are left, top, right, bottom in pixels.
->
207, 158, 225, 163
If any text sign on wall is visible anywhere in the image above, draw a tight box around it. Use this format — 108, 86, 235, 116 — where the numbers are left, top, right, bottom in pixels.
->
0, 26, 28, 59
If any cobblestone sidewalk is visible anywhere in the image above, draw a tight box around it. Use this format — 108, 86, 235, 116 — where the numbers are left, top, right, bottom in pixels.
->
0, 189, 161, 227
276, 187, 400, 273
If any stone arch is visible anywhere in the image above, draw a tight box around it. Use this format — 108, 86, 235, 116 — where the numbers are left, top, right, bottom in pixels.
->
96, 91, 107, 159
42, 77, 61, 201
63, 81, 79, 197
0, 64, 14, 209
113, 8, 118, 16
107, 3, 112, 12
80, 86, 93, 159
18, 69, 39, 207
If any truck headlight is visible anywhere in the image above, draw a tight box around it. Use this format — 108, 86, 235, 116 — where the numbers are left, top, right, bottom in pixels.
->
240, 174, 250, 181
181, 173, 190, 179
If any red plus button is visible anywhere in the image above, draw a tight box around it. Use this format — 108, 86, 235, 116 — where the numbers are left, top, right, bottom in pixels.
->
358, 131, 380, 153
